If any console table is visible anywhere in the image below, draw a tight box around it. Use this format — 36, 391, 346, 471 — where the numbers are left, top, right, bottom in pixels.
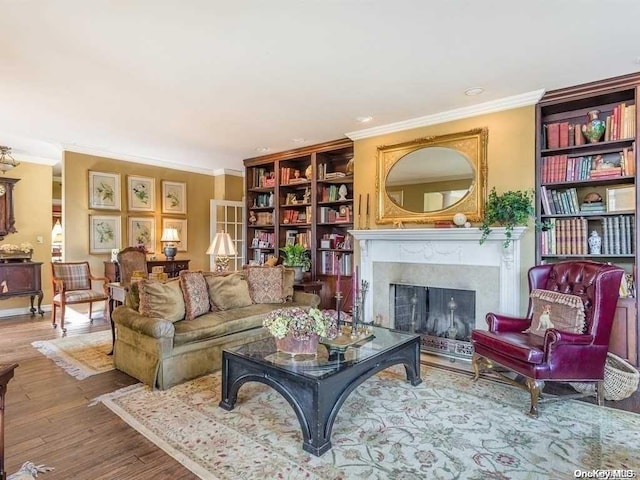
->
0, 262, 44, 316
0, 363, 18, 480
104, 259, 190, 282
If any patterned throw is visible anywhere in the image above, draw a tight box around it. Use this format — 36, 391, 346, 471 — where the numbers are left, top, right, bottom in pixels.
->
94, 366, 640, 479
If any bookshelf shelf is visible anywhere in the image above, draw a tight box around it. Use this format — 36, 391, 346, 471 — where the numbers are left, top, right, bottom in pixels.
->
244, 138, 355, 309
535, 72, 640, 367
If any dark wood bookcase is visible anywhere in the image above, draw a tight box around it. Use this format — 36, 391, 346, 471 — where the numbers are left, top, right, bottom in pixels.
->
535, 72, 640, 366
244, 139, 355, 309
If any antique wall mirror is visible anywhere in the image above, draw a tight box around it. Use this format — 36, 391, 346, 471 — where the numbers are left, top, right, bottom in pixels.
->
376, 128, 488, 224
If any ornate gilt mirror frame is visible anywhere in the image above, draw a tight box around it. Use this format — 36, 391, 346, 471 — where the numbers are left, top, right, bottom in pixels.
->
376, 128, 488, 224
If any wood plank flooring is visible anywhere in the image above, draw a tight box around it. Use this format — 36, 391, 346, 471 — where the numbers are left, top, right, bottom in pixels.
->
1, 312, 197, 480
1, 311, 638, 479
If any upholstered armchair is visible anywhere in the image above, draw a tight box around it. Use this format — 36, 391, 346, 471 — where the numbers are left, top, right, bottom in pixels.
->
116, 247, 147, 286
471, 260, 624, 417
51, 262, 109, 333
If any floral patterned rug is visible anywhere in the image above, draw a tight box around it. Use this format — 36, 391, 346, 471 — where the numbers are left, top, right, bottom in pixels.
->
94, 365, 640, 479
32, 330, 113, 379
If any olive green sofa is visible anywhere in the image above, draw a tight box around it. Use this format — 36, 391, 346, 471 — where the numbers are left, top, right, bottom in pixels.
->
112, 268, 319, 390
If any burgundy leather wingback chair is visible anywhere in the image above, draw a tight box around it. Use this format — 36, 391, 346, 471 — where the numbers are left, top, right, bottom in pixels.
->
471, 260, 624, 417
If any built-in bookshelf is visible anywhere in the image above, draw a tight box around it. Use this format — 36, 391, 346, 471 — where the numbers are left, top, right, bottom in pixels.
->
535, 72, 640, 366
244, 139, 355, 309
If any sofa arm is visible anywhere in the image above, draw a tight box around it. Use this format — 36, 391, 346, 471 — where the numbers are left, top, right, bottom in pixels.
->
293, 291, 320, 307
112, 305, 176, 339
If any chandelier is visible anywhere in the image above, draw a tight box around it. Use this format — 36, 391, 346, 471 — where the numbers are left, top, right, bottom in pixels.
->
0, 146, 19, 173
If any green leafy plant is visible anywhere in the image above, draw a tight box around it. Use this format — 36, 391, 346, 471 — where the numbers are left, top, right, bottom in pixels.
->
280, 243, 311, 271
479, 187, 536, 248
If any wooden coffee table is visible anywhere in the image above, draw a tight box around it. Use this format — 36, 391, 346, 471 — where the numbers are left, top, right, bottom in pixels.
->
219, 326, 421, 456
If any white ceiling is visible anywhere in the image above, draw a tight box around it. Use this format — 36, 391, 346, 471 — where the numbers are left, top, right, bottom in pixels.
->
1, 0, 640, 175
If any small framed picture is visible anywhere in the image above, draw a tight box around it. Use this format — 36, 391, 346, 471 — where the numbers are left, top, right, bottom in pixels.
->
127, 175, 155, 212
606, 186, 635, 212
89, 215, 121, 254
162, 181, 187, 214
388, 190, 404, 207
128, 216, 156, 253
162, 217, 188, 251
88, 171, 121, 210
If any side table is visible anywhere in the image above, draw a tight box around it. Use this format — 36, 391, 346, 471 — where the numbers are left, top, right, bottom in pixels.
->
106, 282, 127, 355
0, 363, 17, 480
293, 281, 323, 295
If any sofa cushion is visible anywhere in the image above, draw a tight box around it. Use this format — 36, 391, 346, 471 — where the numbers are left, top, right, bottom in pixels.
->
245, 265, 285, 304
173, 301, 310, 346
138, 278, 185, 322
179, 271, 210, 321
526, 289, 586, 337
206, 272, 253, 311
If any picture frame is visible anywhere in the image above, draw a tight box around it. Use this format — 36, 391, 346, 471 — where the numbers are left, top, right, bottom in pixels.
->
128, 216, 156, 253
89, 215, 121, 254
162, 180, 187, 214
162, 217, 188, 251
88, 171, 121, 210
388, 190, 404, 207
127, 175, 155, 212
606, 186, 635, 213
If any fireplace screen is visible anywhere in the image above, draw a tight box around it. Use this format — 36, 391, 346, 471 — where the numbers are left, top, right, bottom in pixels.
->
392, 284, 475, 359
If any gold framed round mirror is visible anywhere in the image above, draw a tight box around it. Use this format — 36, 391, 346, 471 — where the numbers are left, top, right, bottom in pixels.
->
376, 128, 488, 224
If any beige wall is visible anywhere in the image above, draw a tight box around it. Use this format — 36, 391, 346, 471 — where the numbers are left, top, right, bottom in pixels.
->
353, 105, 536, 313
63, 152, 216, 289
0, 162, 53, 311
213, 173, 244, 201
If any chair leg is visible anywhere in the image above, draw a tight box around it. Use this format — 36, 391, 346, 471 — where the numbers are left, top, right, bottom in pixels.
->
596, 380, 605, 406
472, 352, 489, 381
52, 303, 57, 328
89, 303, 94, 323
525, 378, 543, 418
60, 304, 66, 334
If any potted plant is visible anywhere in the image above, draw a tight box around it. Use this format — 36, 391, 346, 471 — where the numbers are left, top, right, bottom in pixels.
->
263, 306, 339, 355
280, 243, 311, 282
479, 187, 536, 248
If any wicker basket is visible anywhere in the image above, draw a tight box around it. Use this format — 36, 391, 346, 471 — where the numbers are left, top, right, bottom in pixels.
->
571, 353, 640, 401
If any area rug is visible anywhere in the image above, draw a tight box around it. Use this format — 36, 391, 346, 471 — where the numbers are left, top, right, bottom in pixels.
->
94, 366, 640, 479
31, 330, 113, 379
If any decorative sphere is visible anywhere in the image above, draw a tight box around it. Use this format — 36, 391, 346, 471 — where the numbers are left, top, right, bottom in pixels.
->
464, 222, 471, 228
453, 213, 467, 226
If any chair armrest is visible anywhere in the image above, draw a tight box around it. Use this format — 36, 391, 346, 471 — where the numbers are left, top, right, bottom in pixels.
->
485, 312, 531, 333
52, 278, 65, 293
112, 306, 175, 339
545, 329, 594, 347
292, 291, 320, 307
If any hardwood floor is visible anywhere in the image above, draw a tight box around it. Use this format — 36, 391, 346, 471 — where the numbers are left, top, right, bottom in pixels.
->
0, 311, 197, 480
1, 311, 638, 479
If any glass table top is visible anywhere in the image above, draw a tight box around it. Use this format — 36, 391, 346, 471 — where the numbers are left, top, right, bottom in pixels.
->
226, 326, 419, 379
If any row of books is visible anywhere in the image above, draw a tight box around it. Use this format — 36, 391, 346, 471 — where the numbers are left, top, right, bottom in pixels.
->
318, 205, 352, 223
540, 146, 634, 184
251, 211, 273, 225
251, 249, 274, 265
317, 163, 348, 180
280, 167, 308, 184
285, 229, 311, 248
250, 230, 275, 249
544, 103, 636, 149
252, 168, 275, 188
540, 186, 609, 215
540, 215, 634, 255
251, 193, 273, 208
319, 184, 349, 202
282, 207, 312, 224
319, 251, 353, 275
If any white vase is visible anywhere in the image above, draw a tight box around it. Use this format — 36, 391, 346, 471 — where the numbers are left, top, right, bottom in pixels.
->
588, 230, 602, 255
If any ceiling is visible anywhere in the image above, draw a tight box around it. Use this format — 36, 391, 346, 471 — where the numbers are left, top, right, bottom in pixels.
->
2, 0, 640, 175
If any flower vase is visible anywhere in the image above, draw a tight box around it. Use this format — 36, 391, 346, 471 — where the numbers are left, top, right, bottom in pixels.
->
582, 110, 606, 144
276, 333, 319, 355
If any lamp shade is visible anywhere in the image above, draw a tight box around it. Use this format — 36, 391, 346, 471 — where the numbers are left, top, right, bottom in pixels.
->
206, 231, 237, 256
160, 227, 180, 243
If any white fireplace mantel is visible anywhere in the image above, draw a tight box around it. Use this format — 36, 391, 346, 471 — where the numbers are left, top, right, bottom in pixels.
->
349, 227, 526, 325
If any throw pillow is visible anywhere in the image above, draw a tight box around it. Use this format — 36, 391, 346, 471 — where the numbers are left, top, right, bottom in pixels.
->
526, 289, 586, 337
206, 272, 253, 311
179, 271, 210, 320
138, 278, 185, 322
244, 265, 285, 304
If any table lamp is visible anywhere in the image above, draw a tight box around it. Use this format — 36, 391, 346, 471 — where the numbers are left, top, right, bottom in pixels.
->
206, 230, 237, 271
160, 227, 180, 260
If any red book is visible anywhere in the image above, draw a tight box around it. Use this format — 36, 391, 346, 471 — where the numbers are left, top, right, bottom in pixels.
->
559, 122, 570, 148
546, 123, 560, 149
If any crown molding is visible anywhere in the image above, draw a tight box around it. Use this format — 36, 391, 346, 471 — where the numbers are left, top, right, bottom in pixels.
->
62, 144, 218, 176
213, 168, 244, 177
346, 89, 545, 141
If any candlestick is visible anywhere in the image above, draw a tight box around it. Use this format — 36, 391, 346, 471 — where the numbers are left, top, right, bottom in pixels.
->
353, 266, 359, 299
366, 194, 369, 215
358, 194, 361, 215
336, 253, 341, 293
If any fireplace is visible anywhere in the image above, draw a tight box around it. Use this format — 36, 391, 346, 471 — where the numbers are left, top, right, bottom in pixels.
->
350, 227, 527, 356
392, 284, 476, 359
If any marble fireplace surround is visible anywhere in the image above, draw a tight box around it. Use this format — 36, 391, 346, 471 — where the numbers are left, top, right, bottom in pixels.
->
349, 227, 526, 331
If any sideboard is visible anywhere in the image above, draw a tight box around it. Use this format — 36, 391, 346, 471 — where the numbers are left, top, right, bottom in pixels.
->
104, 259, 190, 282
0, 261, 44, 316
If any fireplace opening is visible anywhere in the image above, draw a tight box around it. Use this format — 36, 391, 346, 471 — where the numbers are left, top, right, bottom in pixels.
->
391, 283, 475, 360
